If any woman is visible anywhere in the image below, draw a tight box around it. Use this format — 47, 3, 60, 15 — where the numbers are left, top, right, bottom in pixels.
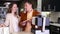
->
0, 3, 20, 33
19, 1, 40, 32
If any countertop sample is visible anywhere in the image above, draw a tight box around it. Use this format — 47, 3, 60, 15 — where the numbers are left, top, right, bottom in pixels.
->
12, 32, 33, 34
0, 27, 33, 34
50, 23, 60, 27
35, 30, 50, 34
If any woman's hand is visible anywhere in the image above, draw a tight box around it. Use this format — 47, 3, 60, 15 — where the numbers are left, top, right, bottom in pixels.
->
0, 24, 6, 27
0, 24, 2, 27
0, 24, 3, 27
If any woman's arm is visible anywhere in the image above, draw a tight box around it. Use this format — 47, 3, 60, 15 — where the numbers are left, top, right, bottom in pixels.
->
4, 14, 10, 27
0, 14, 10, 27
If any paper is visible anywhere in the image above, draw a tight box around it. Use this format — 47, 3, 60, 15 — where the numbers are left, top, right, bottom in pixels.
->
0, 27, 9, 34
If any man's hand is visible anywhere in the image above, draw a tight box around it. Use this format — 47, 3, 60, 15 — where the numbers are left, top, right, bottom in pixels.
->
20, 19, 32, 26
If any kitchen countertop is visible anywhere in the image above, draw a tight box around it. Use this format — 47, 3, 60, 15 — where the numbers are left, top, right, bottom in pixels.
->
0, 27, 33, 34
12, 32, 33, 34
50, 23, 60, 27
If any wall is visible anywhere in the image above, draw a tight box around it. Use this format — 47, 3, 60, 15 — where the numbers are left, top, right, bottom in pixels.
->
49, 12, 60, 22
37, 0, 42, 12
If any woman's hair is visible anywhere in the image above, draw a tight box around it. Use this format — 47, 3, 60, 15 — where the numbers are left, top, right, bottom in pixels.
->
7, 2, 18, 15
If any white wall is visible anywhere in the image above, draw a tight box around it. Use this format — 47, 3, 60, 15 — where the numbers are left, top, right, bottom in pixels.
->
50, 12, 60, 22
37, 0, 42, 12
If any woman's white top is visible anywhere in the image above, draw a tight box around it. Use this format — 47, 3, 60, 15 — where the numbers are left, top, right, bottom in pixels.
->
4, 13, 19, 33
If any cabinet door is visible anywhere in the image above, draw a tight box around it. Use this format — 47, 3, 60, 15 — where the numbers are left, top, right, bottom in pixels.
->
50, 25, 60, 34
42, 0, 56, 11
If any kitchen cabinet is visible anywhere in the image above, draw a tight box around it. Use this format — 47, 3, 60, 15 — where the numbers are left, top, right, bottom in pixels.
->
42, 0, 60, 11
0, 7, 7, 24
50, 23, 60, 34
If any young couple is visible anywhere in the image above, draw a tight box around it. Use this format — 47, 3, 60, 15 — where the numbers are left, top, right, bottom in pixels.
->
0, 1, 40, 33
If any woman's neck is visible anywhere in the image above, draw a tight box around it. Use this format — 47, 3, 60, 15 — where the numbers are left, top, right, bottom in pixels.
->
11, 12, 15, 15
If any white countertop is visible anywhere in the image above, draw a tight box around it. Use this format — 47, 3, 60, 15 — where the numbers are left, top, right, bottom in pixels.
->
12, 32, 33, 34
50, 23, 60, 27
35, 30, 50, 34
0, 27, 33, 34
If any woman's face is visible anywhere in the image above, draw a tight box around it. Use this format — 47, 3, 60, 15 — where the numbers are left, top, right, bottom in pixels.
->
12, 4, 18, 12
24, 2, 32, 11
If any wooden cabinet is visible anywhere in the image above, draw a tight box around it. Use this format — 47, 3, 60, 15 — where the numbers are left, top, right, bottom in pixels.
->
50, 25, 60, 34
42, 0, 60, 11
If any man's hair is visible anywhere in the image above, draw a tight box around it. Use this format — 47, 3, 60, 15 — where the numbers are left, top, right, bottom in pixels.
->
22, 0, 34, 9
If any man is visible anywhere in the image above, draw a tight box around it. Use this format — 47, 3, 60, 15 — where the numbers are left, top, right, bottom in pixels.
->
19, 0, 41, 32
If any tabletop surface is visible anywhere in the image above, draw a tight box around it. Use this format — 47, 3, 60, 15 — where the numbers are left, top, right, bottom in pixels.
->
50, 23, 60, 27
12, 32, 33, 34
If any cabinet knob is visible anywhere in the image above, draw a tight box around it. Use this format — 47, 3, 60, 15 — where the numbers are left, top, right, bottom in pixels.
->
57, 28, 59, 31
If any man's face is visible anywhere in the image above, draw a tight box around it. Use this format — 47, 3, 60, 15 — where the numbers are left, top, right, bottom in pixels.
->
24, 2, 32, 11
12, 4, 18, 12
